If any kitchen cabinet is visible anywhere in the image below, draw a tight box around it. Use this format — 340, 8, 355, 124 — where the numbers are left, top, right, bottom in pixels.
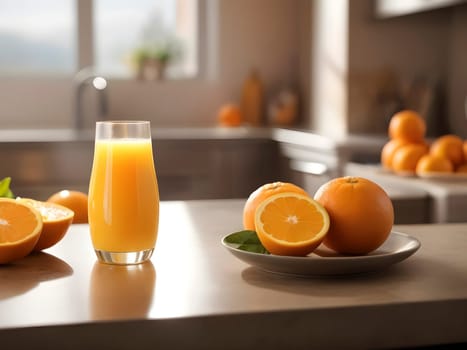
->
0, 128, 278, 201
346, 163, 431, 224
154, 138, 279, 200
0, 140, 94, 200
1, 127, 448, 224
347, 162, 467, 223
272, 128, 386, 194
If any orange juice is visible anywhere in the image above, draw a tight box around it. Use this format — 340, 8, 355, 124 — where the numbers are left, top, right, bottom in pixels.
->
88, 138, 159, 253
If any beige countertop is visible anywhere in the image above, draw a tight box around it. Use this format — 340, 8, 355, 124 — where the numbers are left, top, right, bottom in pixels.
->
1, 199, 467, 349
347, 163, 467, 223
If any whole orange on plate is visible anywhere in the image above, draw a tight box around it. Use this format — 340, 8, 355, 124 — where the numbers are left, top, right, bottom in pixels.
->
314, 176, 394, 255
243, 182, 309, 231
0, 198, 43, 264
254, 192, 330, 256
388, 110, 426, 143
415, 154, 453, 175
391, 143, 428, 175
380, 138, 410, 170
47, 190, 88, 223
217, 104, 243, 127
18, 198, 74, 251
430, 134, 464, 167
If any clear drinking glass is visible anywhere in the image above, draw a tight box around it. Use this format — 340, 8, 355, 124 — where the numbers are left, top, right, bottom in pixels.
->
88, 121, 159, 264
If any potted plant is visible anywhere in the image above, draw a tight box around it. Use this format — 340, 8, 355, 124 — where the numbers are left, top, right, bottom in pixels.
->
132, 44, 176, 81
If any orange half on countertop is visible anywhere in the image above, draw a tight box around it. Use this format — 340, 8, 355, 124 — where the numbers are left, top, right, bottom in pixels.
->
0, 198, 43, 264
254, 192, 330, 257
17, 198, 74, 251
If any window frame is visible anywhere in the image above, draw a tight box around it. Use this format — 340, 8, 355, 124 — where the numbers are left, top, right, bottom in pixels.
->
77, 0, 94, 70
0, 0, 214, 129
77, 0, 205, 80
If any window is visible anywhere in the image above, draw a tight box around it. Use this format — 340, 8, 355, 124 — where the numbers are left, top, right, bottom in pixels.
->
95, 0, 198, 78
0, 0, 199, 79
0, 0, 76, 75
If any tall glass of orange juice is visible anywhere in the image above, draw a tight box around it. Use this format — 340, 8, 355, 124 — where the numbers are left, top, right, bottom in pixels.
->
88, 121, 159, 264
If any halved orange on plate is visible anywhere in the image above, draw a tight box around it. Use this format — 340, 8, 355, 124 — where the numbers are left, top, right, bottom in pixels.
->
254, 192, 330, 256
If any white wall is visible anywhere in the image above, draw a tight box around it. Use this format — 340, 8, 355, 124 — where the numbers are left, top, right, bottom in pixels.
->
447, 5, 467, 137
310, 0, 349, 138
309, 0, 463, 137
1, 0, 465, 137
347, 0, 453, 136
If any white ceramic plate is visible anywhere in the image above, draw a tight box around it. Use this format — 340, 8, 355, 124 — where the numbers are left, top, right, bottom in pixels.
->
222, 231, 421, 277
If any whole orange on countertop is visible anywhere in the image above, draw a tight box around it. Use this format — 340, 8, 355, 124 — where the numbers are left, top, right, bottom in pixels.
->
47, 190, 88, 224
314, 176, 394, 255
217, 104, 243, 127
243, 182, 309, 231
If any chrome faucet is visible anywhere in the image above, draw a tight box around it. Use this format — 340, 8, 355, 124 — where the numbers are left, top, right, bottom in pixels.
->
73, 67, 108, 129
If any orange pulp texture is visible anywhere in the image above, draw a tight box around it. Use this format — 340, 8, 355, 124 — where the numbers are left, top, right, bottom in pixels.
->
18, 198, 74, 251
0, 198, 43, 264
254, 192, 329, 256
243, 182, 309, 231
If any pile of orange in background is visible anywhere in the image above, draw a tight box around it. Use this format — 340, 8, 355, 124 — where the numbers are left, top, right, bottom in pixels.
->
381, 110, 467, 176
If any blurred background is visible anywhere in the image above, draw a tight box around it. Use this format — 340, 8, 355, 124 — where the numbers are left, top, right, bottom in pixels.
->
2, 0, 466, 133
1, 0, 467, 224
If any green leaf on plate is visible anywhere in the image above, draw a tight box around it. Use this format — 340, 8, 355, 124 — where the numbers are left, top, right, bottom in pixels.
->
0, 177, 14, 198
225, 230, 270, 254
